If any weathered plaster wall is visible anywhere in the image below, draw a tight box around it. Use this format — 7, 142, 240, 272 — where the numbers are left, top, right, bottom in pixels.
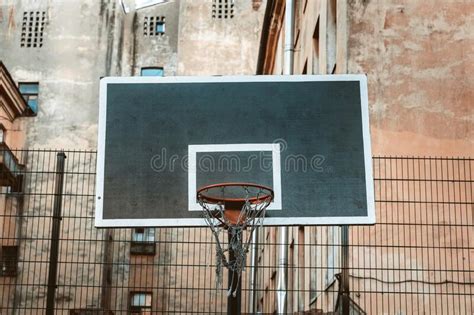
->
0, 1, 126, 311
1, 0, 266, 312
348, 0, 474, 156
0, 0, 264, 149
177, 0, 265, 75
131, 1, 179, 76
0, 0, 126, 149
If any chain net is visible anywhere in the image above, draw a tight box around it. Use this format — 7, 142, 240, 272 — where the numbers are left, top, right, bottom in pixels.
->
198, 185, 272, 297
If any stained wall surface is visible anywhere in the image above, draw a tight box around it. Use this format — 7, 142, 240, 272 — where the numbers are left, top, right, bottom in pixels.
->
0, 0, 123, 149
178, 0, 264, 75
0, 0, 266, 313
0, 0, 264, 149
348, 0, 473, 156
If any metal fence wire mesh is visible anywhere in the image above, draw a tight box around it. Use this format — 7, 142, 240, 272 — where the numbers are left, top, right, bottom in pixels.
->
0, 150, 472, 314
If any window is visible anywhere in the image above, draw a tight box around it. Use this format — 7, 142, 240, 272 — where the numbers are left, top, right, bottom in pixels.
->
132, 228, 155, 242
21, 11, 46, 48
18, 82, 39, 114
0, 125, 5, 143
140, 67, 164, 77
212, 0, 234, 19
130, 292, 152, 314
143, 16, 165, 36
156, 21, 165, 34
130, 228, 156, 255
8, 174, 24, 194
1, 245, 19, 276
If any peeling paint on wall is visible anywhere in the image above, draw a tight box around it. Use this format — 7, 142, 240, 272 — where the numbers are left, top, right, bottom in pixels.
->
348, 0, 474, 156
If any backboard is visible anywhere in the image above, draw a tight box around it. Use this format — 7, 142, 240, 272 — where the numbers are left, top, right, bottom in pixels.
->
95, 75, 375, 227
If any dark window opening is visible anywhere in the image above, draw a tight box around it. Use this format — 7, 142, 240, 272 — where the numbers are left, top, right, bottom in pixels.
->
212, 0, 234, 19
21, 11, 45, 48
1, 245, 19, 276
143, 16, 165, 36
9, 174, 24, 194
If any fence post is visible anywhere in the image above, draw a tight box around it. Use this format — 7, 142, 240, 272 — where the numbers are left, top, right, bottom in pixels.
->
46, 152, 66, 315
341, 225, 350, 315
101, 229, 114, 312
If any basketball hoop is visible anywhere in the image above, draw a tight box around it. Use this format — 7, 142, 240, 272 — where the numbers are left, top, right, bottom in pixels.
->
197, 182, 273, 296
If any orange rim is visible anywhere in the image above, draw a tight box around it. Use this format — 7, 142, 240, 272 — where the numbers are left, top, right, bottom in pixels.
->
197, 182, 274, 205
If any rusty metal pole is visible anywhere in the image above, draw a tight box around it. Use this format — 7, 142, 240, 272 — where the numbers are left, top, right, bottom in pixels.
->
46, 152, 66, 315
100, 229, 114, 312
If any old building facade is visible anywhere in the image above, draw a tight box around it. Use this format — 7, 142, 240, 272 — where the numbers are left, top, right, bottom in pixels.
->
256, 0, 473, 313
0, 0, 472, 314
259, 0, 473, 155
0, 62, 35, 312
0, 0, 265, 313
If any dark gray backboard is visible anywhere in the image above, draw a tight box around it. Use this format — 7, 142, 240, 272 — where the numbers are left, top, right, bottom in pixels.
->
95, 75, 375, 227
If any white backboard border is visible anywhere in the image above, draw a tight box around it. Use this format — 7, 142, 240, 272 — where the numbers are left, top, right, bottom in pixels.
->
95, 74, 375, 227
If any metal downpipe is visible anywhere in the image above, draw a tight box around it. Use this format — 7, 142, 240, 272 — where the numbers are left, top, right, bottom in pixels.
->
278, 1, 294, 312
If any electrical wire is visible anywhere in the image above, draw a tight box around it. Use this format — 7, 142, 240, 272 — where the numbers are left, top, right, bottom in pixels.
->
349, 274, 474, 286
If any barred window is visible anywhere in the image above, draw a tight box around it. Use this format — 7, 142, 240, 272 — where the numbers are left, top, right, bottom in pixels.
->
130, 292, 152, 314
143, 16, 165, 36
212, 0, 234, 19
20, 11, 46, 48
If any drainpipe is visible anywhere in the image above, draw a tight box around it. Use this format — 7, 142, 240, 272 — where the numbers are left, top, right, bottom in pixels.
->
283, 0, 295, 76
277, 1, 294, 314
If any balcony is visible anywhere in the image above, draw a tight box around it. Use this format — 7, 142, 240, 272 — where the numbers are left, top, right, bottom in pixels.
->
0, 142, 22, 187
